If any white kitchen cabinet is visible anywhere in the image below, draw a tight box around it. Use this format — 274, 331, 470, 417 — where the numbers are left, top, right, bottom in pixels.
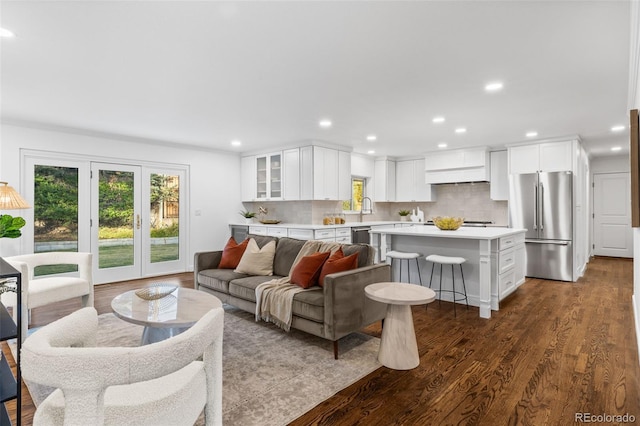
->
283, 148, 300, 200
495, 233, 525, 300
424, 147, 490, 184
396, 159, 436, 202
490, 150, 508, 201
313, 146, 339, 200
300, 146, 313, 200
247, 152, 283, 200
302, 146, 351, 201
508, 141, 573, 174
374, 158, 396, 202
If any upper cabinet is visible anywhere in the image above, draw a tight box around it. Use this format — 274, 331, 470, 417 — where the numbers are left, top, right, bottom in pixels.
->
374, 158, 396, 202
282, 148, 301, 200
508, 141, 574, 174
490, 150, 508, 201
241, 152, 283, 201
312, 146, 339, 200
424, 147, 490, 184
241, 145, 352, 202
396, 159, 436, 202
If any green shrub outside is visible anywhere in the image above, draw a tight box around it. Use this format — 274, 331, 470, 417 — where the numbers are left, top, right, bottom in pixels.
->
98, 223, 179, 239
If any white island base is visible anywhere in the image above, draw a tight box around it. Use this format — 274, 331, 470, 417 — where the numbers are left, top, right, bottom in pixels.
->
369, 226, 527, 319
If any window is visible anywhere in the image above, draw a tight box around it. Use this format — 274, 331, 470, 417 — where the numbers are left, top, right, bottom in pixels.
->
343, 177, 365, 211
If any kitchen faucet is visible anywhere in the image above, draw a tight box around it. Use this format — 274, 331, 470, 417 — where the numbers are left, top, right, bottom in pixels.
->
360, 196, 373, 221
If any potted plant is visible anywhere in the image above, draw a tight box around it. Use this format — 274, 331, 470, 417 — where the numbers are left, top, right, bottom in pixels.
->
398, 210, 411, 221
0, 214, 26, 238
239, 210, 256, 224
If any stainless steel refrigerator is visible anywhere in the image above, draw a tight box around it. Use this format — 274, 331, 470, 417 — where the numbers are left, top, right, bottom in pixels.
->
509, 171, 573, 281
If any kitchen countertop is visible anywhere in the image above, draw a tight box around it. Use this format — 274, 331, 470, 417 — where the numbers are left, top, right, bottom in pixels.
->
229, 221, 410, 229
368, 225, 526, 240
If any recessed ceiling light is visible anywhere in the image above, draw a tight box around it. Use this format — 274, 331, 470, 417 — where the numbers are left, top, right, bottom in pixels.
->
526, 131, 538, 138
438, 143, 448, 148
319, 119, 332, 128
367, 150, 376, 155
455, 128, 466, 134
485, 82, 504, 92
231, 140, 242, 147
366, 135, 377, 141
611, 146, 622, 151
611, 125, 626, 132
432, 116, 445, 124
0, 28, 15, 38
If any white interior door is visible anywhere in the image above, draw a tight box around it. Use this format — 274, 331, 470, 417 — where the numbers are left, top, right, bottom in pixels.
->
593, 172, 633, 258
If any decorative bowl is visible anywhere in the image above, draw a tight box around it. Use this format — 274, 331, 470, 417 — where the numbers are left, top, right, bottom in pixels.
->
135, 284, 178, 300
432, 216, 464, 230
259, 219, 281, 224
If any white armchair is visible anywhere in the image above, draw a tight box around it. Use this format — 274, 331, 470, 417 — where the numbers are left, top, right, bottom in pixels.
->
21, 306, 224, 426
1, 251, 93, 342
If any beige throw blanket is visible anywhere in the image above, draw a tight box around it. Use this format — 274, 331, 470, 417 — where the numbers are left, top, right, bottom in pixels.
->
255, 240, 342, 331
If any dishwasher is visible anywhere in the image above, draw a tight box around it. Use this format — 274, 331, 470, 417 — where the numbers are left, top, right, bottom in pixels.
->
351, 226, 372, 244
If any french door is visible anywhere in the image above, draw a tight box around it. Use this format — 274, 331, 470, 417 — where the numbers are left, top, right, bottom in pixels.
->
91, 163, 142, 283
91, 163, 187, 284
24, 152, 188, 285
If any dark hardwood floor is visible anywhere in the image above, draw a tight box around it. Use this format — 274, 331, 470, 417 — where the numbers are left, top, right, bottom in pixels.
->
4, 257, 639, 425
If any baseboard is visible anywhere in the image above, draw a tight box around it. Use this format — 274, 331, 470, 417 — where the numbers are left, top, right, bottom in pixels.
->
634, 294, 640, 366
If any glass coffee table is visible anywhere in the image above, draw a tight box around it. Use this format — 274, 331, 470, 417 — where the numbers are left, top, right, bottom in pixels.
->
111, 287, 222, 345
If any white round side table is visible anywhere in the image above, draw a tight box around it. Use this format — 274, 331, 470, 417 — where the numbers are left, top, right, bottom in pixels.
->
365, 282, 436, 370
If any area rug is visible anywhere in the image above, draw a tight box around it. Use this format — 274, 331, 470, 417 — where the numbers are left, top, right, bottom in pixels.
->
12, 305, 381, 425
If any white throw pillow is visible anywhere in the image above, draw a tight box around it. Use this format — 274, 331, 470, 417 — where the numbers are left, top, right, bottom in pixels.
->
234, 238, 276, 276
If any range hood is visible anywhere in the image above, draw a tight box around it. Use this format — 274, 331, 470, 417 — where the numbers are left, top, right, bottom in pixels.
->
424, 147, 490, 184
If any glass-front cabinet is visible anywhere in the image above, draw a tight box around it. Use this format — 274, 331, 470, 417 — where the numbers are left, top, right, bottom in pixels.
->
255, 153, 282, 200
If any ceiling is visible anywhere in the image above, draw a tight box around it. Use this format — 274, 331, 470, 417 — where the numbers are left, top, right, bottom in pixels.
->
0, 1, 632, 158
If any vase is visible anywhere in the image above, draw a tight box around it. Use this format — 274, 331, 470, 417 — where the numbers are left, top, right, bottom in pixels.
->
244, 218, 253, 225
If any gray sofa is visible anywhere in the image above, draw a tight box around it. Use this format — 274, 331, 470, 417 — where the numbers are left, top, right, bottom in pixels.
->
194, 235, 390, 358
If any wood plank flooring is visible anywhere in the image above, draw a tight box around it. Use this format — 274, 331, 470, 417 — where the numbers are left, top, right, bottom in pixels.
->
3, 257, 639, 425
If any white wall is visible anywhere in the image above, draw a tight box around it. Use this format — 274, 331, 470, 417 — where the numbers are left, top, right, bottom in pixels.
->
0, 123, 242, 268
629, 0, 640, 365
590, 155, 630, 174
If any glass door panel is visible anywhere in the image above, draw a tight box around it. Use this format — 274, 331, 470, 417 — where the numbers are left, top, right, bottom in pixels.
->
256, 156, 267, 198
149, 173, 179, 263
270, 154, 281, 198
33, 165, 79, 276
144, 168, 186, 276
91, 163, 141, 284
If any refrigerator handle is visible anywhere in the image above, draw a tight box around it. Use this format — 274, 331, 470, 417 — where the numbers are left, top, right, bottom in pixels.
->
539, 183, 544, 231
533, 183, 538, 230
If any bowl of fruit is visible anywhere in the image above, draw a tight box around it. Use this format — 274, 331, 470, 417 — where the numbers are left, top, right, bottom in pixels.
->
432, 216, 464, 230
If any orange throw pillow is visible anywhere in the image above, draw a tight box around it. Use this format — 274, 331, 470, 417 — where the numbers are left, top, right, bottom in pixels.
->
318, 248, 359, 287
218, 237, 249, 269
290, 251, 331, 289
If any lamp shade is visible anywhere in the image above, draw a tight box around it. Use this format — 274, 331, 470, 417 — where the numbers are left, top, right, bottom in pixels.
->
0, 181, 30, 210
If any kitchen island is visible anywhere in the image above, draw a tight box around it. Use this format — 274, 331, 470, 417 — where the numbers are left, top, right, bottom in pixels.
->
369, 226, 527, 319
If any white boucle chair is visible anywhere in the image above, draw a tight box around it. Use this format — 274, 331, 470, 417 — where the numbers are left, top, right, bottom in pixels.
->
2, 251, 93, 342
21, 306, 224, 426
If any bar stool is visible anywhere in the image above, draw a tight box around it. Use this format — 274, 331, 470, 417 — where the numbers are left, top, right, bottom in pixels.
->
425, 254, 469, 317
385, 251, 423, 286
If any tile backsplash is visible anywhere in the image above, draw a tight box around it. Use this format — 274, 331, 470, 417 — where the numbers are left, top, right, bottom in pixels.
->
243, 182, 508, 226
